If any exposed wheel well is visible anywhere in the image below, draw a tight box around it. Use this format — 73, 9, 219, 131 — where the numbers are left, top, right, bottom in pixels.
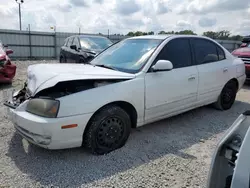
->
228, 78, 239, 90
85, 101, 138, 132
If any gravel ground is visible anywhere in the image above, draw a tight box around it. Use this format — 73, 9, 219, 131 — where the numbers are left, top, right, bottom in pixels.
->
0, 60, 250, 188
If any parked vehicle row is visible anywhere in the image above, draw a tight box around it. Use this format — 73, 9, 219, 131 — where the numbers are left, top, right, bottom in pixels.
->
0, 41, 16, 83
4, 35, 246, 154
232, 37, 250, 82
59, 35, 113, 64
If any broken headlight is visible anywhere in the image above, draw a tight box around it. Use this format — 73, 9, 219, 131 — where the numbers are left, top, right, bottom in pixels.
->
26, 98, 60, 118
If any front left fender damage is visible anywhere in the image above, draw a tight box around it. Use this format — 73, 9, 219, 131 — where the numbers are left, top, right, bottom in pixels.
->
11, 79, 132, 106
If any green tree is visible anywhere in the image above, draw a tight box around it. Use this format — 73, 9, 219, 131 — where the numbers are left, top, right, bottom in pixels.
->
134, 31, 144, 36
176, 30, 197, 35
229, 35, 243, 41
203, 31, 218, 39
217, 30, 231, 40
127, 32, 135, 36
158, 31, 166, 34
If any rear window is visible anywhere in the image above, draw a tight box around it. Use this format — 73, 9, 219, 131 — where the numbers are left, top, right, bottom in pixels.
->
192, 39, 219, 64
217, 46, 225, 60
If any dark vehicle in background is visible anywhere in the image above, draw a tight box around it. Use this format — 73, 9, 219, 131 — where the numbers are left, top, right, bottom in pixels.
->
0, 41, 16, 83
59, 35, 113, 63
232, 37, 250, 82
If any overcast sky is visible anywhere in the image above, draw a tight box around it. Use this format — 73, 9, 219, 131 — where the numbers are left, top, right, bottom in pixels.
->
0, 0, 249, 35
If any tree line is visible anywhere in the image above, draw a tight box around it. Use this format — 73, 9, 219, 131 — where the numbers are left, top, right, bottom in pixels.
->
125, 30, 246, 41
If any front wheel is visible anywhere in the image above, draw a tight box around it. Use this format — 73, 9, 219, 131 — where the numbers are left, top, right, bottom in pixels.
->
59, 56, 66, 63
83, 105, 131, 155
214, 81, 237, 110
79, 57, 86, 64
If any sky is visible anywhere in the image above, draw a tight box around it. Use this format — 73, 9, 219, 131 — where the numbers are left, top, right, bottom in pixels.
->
0, 0, 249, 35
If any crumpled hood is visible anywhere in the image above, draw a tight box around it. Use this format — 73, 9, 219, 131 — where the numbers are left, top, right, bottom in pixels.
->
27, 63, 135, 95
232, 47, 250, 57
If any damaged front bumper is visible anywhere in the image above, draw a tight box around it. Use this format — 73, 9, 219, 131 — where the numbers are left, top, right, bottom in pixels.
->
4, 88, 93, 150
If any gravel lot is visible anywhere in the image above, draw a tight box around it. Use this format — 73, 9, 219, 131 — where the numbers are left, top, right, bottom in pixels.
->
0, 60, 250, 188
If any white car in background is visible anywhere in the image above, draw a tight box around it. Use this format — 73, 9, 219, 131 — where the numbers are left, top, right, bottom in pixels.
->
4, 35, 246, 154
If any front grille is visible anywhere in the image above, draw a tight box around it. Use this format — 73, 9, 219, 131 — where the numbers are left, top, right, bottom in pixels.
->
238, 56, 250, 64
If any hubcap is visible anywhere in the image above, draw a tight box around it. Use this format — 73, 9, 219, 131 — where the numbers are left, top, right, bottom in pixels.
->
97, 117, 124, 148
222, 88, 233, 104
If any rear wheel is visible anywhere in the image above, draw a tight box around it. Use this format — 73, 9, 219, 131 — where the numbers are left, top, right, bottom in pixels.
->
83, 105, 131, 155
214, 80, 237, 110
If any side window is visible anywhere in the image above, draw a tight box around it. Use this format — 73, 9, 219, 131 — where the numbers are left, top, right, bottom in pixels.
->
67, 37, 73, 47
217, 46, 225, 60
64, 38, 69, 46
72, 37, 80, 48
193, 39, 218, 64
155, 38, 192, 69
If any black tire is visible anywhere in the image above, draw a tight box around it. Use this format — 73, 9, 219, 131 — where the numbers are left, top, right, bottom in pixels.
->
214, 80, 237, 110
59, 56, 66, 63
79, 57, 86, 64
83, 105, 131, 155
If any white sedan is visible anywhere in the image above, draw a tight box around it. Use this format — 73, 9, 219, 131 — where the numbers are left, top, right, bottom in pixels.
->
4, 35, 246, 154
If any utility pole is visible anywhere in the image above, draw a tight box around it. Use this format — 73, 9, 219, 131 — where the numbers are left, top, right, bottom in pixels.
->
79, 27, 81, 35
108, 29, 109, 38
15, 0, 24, 31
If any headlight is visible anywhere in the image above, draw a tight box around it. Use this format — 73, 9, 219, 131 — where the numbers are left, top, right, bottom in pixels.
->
26, 98, 60, 118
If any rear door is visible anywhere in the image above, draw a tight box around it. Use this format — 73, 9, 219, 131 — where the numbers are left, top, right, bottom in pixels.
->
191, 38, 230, 104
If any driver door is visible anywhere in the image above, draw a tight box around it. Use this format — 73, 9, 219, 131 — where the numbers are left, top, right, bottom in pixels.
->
145, 38, 199, 123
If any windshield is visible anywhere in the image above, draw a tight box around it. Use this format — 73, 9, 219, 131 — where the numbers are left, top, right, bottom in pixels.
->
80, 36, 112, 51
90, 39, 162, 73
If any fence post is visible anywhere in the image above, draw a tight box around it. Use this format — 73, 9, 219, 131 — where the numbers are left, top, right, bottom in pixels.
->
54, 32, 57, 59
28, 24, 32, 59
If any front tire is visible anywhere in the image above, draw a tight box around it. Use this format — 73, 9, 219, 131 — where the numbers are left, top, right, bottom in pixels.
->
83, 105, 131, 155
79, 56, 86, 64
214, 81, 237, 110
59, 56, 66, 63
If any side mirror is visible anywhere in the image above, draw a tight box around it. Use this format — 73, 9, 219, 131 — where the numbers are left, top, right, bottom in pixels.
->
6, 49, 13, 55
70, 45, 77, 51
151, 60, 173, 72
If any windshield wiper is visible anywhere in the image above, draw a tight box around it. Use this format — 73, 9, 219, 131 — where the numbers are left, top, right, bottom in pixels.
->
94, 64, 117, 70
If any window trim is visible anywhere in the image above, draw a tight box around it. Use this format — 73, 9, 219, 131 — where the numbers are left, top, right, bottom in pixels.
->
147, 37, 193, 72
191, 38, 226, 65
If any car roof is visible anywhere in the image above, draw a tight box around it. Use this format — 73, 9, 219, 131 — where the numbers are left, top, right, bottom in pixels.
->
129, 35, 172, 40
67, 35, 109, 39
127, 34, 212, 41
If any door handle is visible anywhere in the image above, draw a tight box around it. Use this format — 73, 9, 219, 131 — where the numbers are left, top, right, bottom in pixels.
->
223, 68, 228, 73
188, 76, 196, 81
